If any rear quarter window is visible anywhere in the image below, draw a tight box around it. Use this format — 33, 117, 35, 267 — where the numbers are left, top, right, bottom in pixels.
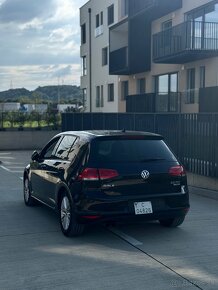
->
89, 139, 177, 163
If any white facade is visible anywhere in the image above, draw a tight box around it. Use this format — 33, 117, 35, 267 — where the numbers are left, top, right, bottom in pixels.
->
80, 0, 120, 112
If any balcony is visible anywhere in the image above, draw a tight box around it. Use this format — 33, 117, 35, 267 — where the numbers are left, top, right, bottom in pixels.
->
109, 46, 128, 75
128, 0, 182, 20
109, 16, 151, 75
126, 93, 180, 113
153, 21, 218, 64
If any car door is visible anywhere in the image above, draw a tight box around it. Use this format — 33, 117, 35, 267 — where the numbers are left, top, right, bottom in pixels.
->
43, 135, 77, 207
30, 136, 62, 204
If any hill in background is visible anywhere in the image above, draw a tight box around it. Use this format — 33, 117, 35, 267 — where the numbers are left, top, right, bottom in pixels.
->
0, 85, 82, 104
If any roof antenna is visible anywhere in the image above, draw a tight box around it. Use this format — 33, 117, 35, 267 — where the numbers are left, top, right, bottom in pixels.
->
122, 128, 126, 133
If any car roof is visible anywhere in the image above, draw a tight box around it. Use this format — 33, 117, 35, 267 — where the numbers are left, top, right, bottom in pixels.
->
56, 130, 163, 141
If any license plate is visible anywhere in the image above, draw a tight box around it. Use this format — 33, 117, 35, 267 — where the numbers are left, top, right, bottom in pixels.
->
134, 201, 153, 215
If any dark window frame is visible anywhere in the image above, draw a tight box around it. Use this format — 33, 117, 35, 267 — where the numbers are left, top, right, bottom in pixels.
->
102, 47, 108, 66
108, 83, 114, 102
81, 23, 86, 44
200, 66, 206, 88
108, 4, 114, 26
121, 80, 129, 100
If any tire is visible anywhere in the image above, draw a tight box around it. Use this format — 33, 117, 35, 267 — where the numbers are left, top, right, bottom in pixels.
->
59, 192, 84, 237
23, 177, 36, 206
159, 216, 185, 228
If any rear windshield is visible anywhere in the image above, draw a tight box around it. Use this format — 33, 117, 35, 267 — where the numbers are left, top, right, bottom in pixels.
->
90, 139, 177, 163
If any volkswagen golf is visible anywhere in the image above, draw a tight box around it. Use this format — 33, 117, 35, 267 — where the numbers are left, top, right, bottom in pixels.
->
23, 130, 190, 237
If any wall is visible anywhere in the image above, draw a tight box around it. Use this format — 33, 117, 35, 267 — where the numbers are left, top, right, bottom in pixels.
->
0, 131, 60, 150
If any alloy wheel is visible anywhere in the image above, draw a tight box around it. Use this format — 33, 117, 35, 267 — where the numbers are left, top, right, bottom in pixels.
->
61, 196, 71, 231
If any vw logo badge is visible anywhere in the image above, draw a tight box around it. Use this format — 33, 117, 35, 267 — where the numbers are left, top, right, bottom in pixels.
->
141, 170, 150, 180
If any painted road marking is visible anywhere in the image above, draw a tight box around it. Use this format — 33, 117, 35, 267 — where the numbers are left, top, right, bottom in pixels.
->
0, 156, 14, 160
108, 226, 143, 246
5, 166, 24, 169
0, 165, 11, 172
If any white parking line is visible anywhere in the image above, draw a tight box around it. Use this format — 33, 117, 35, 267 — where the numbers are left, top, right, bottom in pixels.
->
5, 166, 24, 169
108, 226, 143, 246
0, 156, 14, 160
0, 165, 11, 172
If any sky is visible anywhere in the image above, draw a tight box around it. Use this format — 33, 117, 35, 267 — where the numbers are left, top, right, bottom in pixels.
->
0, 0, 87, 91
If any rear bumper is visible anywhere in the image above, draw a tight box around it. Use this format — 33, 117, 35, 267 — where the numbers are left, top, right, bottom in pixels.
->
75, 192, 190, 224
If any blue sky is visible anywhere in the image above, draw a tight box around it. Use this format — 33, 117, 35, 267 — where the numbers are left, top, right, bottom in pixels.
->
0, 0, 87, 91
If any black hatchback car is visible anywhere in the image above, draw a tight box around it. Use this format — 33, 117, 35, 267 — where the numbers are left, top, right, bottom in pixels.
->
23, 130, 189, 237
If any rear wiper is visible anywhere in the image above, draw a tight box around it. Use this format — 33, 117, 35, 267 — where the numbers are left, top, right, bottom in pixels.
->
140, 158, 165, 162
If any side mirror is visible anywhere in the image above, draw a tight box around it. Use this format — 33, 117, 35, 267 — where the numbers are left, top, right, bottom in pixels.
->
31, 151, 40, 161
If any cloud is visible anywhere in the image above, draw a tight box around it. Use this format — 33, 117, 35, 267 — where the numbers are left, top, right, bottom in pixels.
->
0, 0, 87, 91
0, 0, 56, 23
0, 64, 81, 91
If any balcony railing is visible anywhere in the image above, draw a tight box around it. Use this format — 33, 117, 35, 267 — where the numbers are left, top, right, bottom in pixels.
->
109, 46, 128, 75
153, 21, 218, 63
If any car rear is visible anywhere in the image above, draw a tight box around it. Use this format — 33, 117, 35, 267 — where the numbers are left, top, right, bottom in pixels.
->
74, 132, 189, 225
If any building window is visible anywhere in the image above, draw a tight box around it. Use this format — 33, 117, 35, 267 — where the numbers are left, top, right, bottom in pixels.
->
96, 12, 103, 28
102, 47, 108, 66
186, 2, 218, 49
200, 66, 205, 88
82, 56, 87, 76
108, 83, 114, 102
137, 78, 146, 94
101, 85, 104, 107
108, 5, 114, 25
155, 73, 178, 112
101, 11, 103, 25
121, 0, 128, 18
81, 23, 86, 44
187, 68, 196, 103
95, 12, 104, 37
96, 14, 100, 28
96, 86, 100, 107
121, 81, 129, 100
96, 86, 104, 107
82, 88, 87, 107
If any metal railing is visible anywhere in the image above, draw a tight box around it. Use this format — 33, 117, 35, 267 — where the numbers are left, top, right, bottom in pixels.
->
62, 112, 218, 178
153, 21, 218, 61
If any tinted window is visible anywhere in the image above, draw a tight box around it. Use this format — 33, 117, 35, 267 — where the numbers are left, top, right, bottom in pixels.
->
90, 139, 176, 163
55, 136, 77, 160
42, 137, 62, 159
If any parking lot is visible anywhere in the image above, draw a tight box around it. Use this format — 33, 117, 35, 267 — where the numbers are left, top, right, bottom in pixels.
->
0, 151, 218, 290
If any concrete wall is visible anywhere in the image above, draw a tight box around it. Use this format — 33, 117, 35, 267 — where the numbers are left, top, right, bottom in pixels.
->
0, 131, 60, 150
187, 172, 218, 192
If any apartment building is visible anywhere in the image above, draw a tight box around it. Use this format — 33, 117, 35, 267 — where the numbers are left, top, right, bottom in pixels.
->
81, 0, 218, 113
80, 0, 120, 112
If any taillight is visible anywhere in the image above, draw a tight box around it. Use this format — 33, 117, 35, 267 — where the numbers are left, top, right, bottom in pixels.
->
78, 168, 119, 181
169, 165, 186, 177
78, 168, 99, 180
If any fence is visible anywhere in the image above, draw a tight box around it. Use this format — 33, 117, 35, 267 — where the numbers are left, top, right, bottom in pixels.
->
62, 113, 218, 178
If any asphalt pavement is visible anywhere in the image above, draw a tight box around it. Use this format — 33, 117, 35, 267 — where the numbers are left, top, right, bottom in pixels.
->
0, 151, 218, 290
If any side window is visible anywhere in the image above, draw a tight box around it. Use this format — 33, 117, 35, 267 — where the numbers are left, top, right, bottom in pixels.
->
54, 135, 77, 160
41, 137, 62, 159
